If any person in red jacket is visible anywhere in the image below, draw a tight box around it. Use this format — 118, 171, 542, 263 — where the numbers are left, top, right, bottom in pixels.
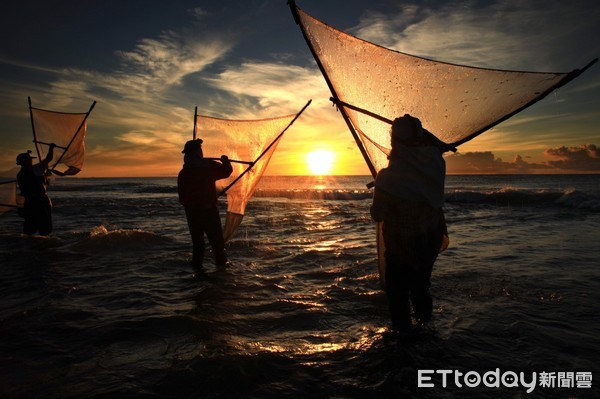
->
177, 139, 232, 271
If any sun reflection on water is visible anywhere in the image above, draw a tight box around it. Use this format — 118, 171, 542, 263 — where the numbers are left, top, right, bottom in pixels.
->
309, 238, 342, 252
239, 326, 386, 356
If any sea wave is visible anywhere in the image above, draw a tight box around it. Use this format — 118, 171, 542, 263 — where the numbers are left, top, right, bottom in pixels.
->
254, 189, 373, 200
555, 189, 600, 211
446, 187, 600, 210
67, 225, 174, 253
253, 187, 600, 210
446, 187, 562, 204
46, 178, 600, 210
50, 182, 136, 192
51, 182, 177, 194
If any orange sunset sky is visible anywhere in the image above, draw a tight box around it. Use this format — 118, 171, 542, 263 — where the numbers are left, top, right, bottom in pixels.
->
0, 1, 598, 178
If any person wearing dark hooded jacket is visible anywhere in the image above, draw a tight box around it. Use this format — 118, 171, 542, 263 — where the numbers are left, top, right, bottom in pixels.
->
177, 139, 233, 271
370, 115, 449, 333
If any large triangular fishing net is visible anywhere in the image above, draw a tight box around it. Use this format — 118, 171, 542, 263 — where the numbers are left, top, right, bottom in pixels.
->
291, 4, 595, 173
195, 114, 299, 242
290, 2, 595, 284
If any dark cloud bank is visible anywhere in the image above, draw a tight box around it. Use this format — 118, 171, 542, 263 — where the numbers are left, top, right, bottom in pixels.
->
446, 144, 600, 174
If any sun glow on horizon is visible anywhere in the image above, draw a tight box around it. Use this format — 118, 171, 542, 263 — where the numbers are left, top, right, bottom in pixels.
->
306, 149, 335, 176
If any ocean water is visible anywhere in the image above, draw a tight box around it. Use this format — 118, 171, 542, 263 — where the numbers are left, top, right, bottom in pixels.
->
0, 174, 599, 398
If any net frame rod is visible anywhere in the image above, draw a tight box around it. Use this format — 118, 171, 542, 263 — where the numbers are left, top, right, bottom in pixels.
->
33, 141, 68, 150
331, 97, 392, 125
450, 58, 597, 147
217, 99, 312, 197
50, 100, 96, 171
193, 106, 198, 140
288, 4, 596, 153
28, 97, 42, 161
331, 98, 457, 153
204, 157, 254, 165
28, 97, 96, 172
288, 1, 377, 178
333, 56, 595, 150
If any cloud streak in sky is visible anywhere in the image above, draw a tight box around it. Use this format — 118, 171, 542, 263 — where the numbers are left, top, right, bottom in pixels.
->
207, 61, 329, 115
0, 1, 597, 176
115, 30, 232, 95
353, 0, 598, 70
22, 22, 344, 176
65, 32, 230, 133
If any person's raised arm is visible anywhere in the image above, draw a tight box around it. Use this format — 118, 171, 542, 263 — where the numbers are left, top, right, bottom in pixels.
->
219, 155, 233, 177
43, 143, 56, 165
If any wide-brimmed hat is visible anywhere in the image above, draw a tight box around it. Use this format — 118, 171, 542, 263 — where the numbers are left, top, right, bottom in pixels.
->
16, 150, 36, 165
181, 139, 203, 154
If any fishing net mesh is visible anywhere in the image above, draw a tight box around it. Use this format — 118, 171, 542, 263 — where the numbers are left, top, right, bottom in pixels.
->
31, 108, 88, 175
195, 115, 296, 241
296, 7, 570, 173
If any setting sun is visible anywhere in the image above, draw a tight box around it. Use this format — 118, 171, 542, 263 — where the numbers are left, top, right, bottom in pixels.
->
306, 149, 335, 175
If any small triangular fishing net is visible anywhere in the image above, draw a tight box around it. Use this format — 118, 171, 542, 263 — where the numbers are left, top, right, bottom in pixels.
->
290, 3, 596, 174
29, 97, 96, 175
194, 101, 310, 241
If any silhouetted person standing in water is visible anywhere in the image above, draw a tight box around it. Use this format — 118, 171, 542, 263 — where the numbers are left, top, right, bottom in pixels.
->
178, 139, 232, 272
370, 115, 449, 333
16, 143, 56, 236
